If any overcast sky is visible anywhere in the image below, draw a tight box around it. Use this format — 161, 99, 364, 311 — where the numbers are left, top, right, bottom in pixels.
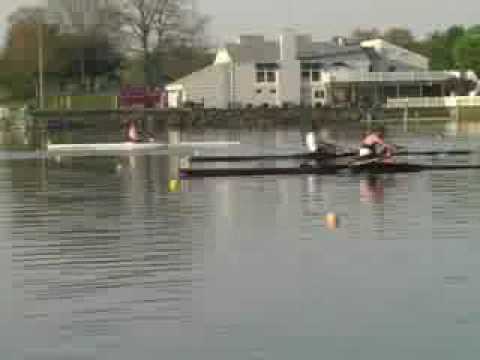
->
0, 0, 38, 45
1, 0, 480, 46
200, 0, 480, 45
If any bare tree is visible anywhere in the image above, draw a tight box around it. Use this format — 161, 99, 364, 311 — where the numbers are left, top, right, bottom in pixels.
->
116, 0, 165, 84
118, 0, 209, 85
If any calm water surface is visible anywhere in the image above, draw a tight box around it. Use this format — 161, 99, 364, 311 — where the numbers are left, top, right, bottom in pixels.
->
2, 119, 480, 359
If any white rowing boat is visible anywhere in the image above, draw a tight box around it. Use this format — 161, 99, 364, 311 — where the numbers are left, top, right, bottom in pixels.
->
47, 141, 241, 152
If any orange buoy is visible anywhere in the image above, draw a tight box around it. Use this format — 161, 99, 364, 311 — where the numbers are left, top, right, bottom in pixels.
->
325, 212, 338, 230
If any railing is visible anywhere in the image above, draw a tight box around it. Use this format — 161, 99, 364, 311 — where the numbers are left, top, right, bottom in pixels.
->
386, 96, 480, 108
47, 95, 118, 110
324, 71, 458, 83
45, 93, 168, 111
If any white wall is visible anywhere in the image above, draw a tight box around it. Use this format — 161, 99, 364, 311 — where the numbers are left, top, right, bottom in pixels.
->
232, 63, 278, 107
167, 89, 182, 108
278, 61, 301, 106
166, 65, 230, 108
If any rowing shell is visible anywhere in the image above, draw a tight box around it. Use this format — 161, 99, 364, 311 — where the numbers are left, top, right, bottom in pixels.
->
179, 162, 480, 178
47, 141, 241, 152
190, 149, 473, 163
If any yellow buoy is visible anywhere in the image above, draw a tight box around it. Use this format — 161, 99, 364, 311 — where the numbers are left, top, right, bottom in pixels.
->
325, 212, 338, 230
168, 179, 180, 193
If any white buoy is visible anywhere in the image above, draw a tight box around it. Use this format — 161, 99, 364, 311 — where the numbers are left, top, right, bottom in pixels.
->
180, 156, 191, 169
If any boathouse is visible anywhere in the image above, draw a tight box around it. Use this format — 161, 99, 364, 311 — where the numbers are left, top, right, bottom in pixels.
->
166, 29, 476, 109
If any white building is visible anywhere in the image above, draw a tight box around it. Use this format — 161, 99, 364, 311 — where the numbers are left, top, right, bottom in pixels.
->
166, 29, 476, 109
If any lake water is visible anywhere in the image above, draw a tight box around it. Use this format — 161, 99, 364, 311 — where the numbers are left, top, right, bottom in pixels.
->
2, 117, 480, 359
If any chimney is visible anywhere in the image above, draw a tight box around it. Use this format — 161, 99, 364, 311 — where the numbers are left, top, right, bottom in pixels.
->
333, 36, 346, 47
238, 35, 265, 48
280, 28, 297, 61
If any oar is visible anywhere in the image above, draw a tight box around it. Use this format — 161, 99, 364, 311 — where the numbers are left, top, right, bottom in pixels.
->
394, 149, 472, 156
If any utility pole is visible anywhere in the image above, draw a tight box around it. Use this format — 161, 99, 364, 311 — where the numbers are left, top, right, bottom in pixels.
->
37, 22, 45, 109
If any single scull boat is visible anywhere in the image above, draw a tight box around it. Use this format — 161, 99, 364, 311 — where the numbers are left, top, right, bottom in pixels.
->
47, 141, 241, 153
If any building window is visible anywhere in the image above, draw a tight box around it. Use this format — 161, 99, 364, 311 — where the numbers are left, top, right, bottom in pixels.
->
389, 65, 396, 72
270, 89, 276, 94
267, 71, 276, 83
300, 61, 323, 82
256, 89, 262, 94
314, 90, 324, 99
369, 64, 374, 72
256, 72, 265, 83
256, 63, 278, 83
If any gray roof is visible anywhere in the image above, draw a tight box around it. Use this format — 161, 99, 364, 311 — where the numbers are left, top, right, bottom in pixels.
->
299, 44, 366, 59
226, 41, 279, 63
224, 38, 368, 63
168, 64, 227, 86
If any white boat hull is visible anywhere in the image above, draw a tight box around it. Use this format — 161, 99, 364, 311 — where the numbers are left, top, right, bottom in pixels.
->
47, 141, 240, 152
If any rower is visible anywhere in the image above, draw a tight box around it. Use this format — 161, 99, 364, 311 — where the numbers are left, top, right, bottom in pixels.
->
125, 118, 140, 142
306, 131, 318, 153
359, 128, 395, 160
306, 131, 337, 155
124, 118, 155, 143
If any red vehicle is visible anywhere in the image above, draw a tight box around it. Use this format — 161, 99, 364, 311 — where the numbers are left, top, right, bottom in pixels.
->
119, 86, 167, 108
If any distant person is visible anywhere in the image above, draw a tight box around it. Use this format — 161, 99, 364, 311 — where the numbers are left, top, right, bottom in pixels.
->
124, 119, 155, 143
125, 118, 140, 142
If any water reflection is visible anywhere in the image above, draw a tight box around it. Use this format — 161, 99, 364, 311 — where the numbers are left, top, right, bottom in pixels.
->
6, 155, 204, 349
360, 175, 386, 203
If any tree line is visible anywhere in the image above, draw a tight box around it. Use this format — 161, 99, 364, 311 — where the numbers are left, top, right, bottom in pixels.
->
0, 0, 213, 101
1, 2, 479, 104
350, 25, 480, 76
